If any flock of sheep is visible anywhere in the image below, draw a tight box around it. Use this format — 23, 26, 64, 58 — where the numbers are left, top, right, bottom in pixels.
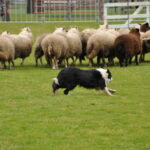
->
0, 22, 150, 69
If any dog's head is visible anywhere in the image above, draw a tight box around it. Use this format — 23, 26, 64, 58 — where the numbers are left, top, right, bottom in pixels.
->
96, 68, 112, 84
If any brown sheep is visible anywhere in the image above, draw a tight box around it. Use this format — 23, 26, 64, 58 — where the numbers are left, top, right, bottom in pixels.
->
141, 38, 150, 61
114, 28, 142, 67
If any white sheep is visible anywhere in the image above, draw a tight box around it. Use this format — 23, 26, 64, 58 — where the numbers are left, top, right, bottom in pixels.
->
2, 27, 33, 66
87, 31, 116, 67
118, 28, 130, 35
41, 27, 69, 69
0, 36, 15, 69
66, 27, 82, 65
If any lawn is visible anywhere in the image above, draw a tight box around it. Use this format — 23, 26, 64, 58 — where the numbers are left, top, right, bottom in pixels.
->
0, 23, 150, 150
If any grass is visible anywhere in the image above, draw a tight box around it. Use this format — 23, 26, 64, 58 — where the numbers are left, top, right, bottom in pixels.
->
0, 23, 150, 150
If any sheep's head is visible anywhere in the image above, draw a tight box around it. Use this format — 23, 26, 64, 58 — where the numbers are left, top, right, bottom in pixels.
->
139, 22, 150, 32
54, 27, 67, 34
21, 27, 32, 33
1, 31, 10, 36
68, 27, 79, 34
99, 24, 109, 30
130, 28, 140, 37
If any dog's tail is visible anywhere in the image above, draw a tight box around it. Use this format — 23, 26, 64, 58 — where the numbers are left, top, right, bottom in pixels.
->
53, 78, 59, 85
52, 78, 59, 94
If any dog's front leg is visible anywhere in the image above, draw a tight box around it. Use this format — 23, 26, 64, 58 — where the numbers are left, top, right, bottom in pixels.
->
108, 88, 117, 93
104, 87, 113, 96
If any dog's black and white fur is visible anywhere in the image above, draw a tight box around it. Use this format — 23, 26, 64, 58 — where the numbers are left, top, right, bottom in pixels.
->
52, 67, 116, 96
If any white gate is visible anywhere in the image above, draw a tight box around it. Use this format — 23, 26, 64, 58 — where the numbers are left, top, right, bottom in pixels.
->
104, 1, 150, 28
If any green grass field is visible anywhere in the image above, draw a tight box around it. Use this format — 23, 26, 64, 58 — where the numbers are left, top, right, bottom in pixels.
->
0, 23, 150, 150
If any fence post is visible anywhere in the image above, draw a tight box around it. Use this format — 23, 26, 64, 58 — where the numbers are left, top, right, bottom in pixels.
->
99, 0, 104, 23
146, 5, 150, 24
103, 2, 107, 25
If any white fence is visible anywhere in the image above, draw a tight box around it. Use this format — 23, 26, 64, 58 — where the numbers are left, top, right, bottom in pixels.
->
104, 1, 150, 28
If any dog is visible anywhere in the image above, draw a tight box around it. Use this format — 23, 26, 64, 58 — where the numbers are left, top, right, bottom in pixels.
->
52, 67, 116, 96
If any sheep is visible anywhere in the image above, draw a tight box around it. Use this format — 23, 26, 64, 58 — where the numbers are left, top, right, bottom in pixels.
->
66, 27, 82, 65
2, 27, 33, 66
86, 30, 117, 67
118, 28, 130, 35
80, 28, 97, 63
114, 28, 142, 67
34, 33, 49, 66
141, 30, 150, 39
0, 36, 15, 69
141, 38, 150, 61
41, 27, 69, 69
97, 24, 109, 31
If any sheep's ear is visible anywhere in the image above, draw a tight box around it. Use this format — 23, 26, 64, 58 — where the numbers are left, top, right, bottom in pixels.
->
63, 26, 66, 31
145, 22, 149, 27
25, 27, 29, 31
75, 26, 78, 29
106, 24, 109, 29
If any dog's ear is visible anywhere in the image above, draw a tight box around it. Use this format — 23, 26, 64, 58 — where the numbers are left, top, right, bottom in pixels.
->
107, 69, 110, 73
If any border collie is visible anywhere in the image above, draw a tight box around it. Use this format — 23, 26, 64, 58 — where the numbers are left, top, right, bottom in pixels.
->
52, 67, 116, 96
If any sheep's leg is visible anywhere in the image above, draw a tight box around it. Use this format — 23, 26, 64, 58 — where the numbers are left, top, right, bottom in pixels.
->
71, 57, 75, 65
129, 57, 132, 64
11, 60, 15, 67
97, 55, 101, 66
119, 58, 123, 67
20, 58, 25, 66
104, 87, 113, 96
143, 54, 145, 62
40, 57, 43, 65
51, 58, 55, 69
102, 57, 106, 67
125, 58, 128, 67
139, 53, 144, 62
52, 57, 58, 69
74, 56, 78, 64
135, 55, 139, 65
2, 62, 7, 69
89, 59, 94, 67
64, 59, 68, 68
8, 61, 12, 70
35, 58, 38, 66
